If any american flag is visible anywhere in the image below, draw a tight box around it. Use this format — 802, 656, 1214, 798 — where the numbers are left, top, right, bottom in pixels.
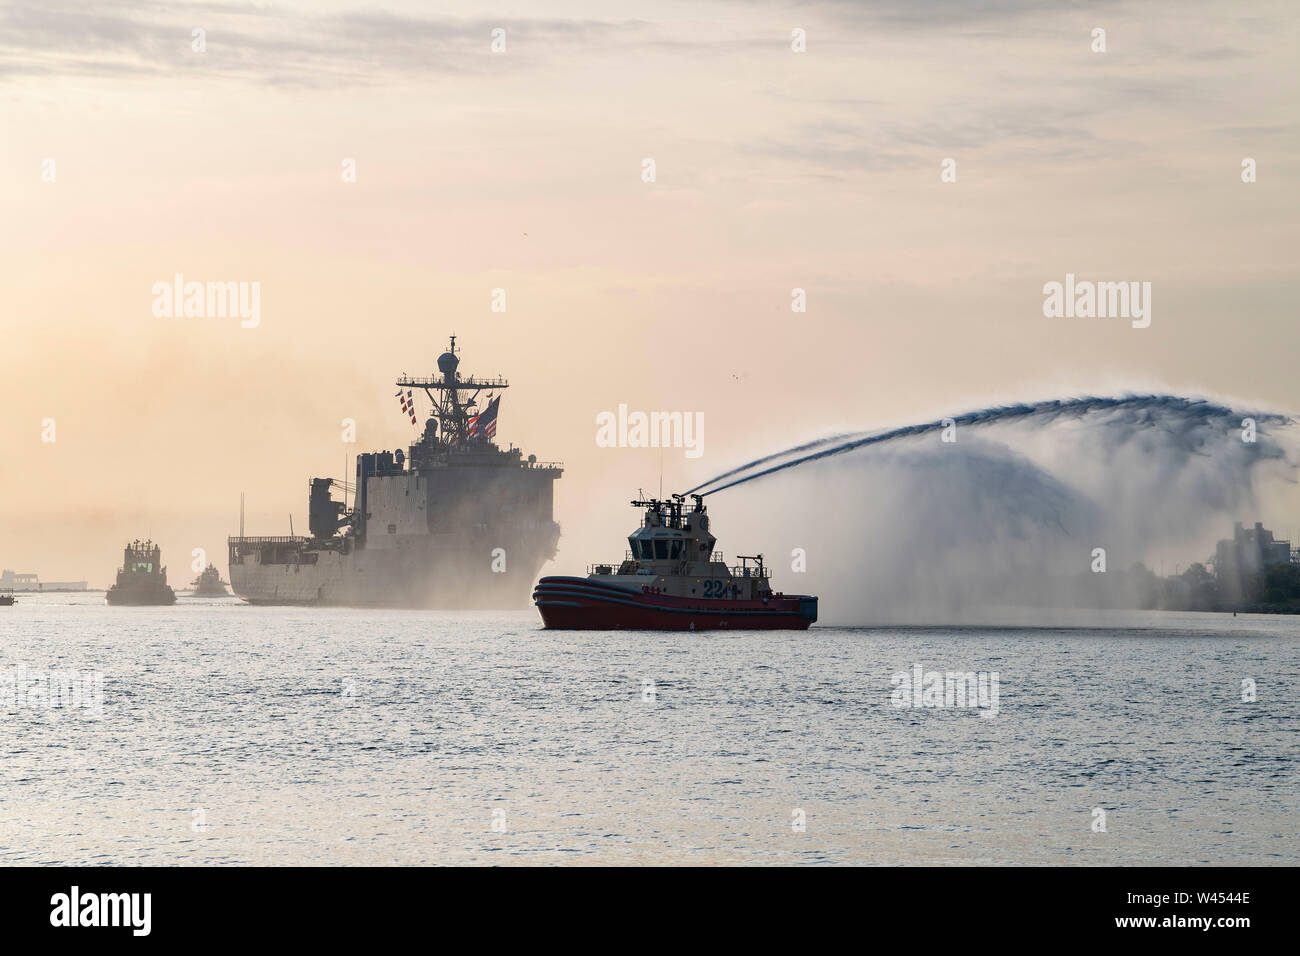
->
467, 394, 501, 439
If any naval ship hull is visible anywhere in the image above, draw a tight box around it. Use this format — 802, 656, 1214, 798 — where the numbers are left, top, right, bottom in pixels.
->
533, 576, 817, 630
231, 526, 559, 609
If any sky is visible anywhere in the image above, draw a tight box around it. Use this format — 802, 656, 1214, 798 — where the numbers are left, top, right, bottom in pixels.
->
1, 0, 1297, 587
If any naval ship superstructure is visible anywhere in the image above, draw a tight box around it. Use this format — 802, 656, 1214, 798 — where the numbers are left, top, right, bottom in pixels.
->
228, 338, 563, 608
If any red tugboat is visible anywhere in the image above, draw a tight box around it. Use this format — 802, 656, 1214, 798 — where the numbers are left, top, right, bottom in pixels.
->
533, 494, 817, 630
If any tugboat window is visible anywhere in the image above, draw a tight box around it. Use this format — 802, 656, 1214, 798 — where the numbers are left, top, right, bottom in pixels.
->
654, 540, 669, 560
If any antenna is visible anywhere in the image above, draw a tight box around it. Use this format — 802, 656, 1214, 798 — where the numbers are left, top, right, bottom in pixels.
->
240, 492, 245, 538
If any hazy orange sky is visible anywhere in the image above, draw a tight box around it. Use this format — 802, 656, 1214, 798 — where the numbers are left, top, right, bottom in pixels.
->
2, 0, 1297, 585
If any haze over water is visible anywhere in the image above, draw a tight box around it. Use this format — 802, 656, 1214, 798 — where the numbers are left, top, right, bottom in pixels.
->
2, 594, 1295, 865
4, 1, 1299, 592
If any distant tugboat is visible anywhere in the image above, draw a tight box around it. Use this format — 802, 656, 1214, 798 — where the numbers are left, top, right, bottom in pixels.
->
0, 590, 14, 607
533, 494, 818, 630
190, 564, 230, 596
106, 540, 176, 606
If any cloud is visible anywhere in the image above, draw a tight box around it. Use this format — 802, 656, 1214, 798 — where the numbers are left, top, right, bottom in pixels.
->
735, 0, 1123, 30
0, 1, 643, 86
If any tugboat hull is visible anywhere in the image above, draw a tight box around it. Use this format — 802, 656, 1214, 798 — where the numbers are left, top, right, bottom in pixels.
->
106, 539, 176, 606
106, 586, 176, 606
533, 576, 816, 631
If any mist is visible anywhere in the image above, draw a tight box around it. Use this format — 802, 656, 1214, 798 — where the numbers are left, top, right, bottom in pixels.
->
700, 395, 1298, 625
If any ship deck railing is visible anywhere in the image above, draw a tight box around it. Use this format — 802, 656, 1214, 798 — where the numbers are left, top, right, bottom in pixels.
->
408, 449, 562, 471
396, 373, 510, 389
228, 536, 312, 546
615, 549, 734, 563
589, 554, 767, 578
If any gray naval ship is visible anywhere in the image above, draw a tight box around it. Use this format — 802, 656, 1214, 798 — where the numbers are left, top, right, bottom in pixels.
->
228, 337, 563, 608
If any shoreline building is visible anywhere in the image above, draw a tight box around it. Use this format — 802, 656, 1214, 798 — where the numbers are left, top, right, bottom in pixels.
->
1214, 522, 1293, 603
0, 569, 89, 592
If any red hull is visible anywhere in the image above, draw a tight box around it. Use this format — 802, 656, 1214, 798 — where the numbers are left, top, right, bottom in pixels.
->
533, 576, 817, 631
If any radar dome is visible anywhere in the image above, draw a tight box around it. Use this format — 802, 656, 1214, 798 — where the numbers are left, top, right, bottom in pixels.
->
437, 351, 459, 374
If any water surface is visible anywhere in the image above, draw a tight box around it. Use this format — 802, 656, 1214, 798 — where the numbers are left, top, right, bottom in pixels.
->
1, 593, 1295, 865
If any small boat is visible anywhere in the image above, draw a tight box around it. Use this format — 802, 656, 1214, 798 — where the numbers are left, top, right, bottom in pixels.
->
106, 540, 177, 606
533, 493, 817, 630
0, 589, 14, 607
190, 564, 230, 596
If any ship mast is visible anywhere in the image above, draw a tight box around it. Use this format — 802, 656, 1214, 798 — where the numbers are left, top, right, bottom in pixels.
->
395, 335, 510, 448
